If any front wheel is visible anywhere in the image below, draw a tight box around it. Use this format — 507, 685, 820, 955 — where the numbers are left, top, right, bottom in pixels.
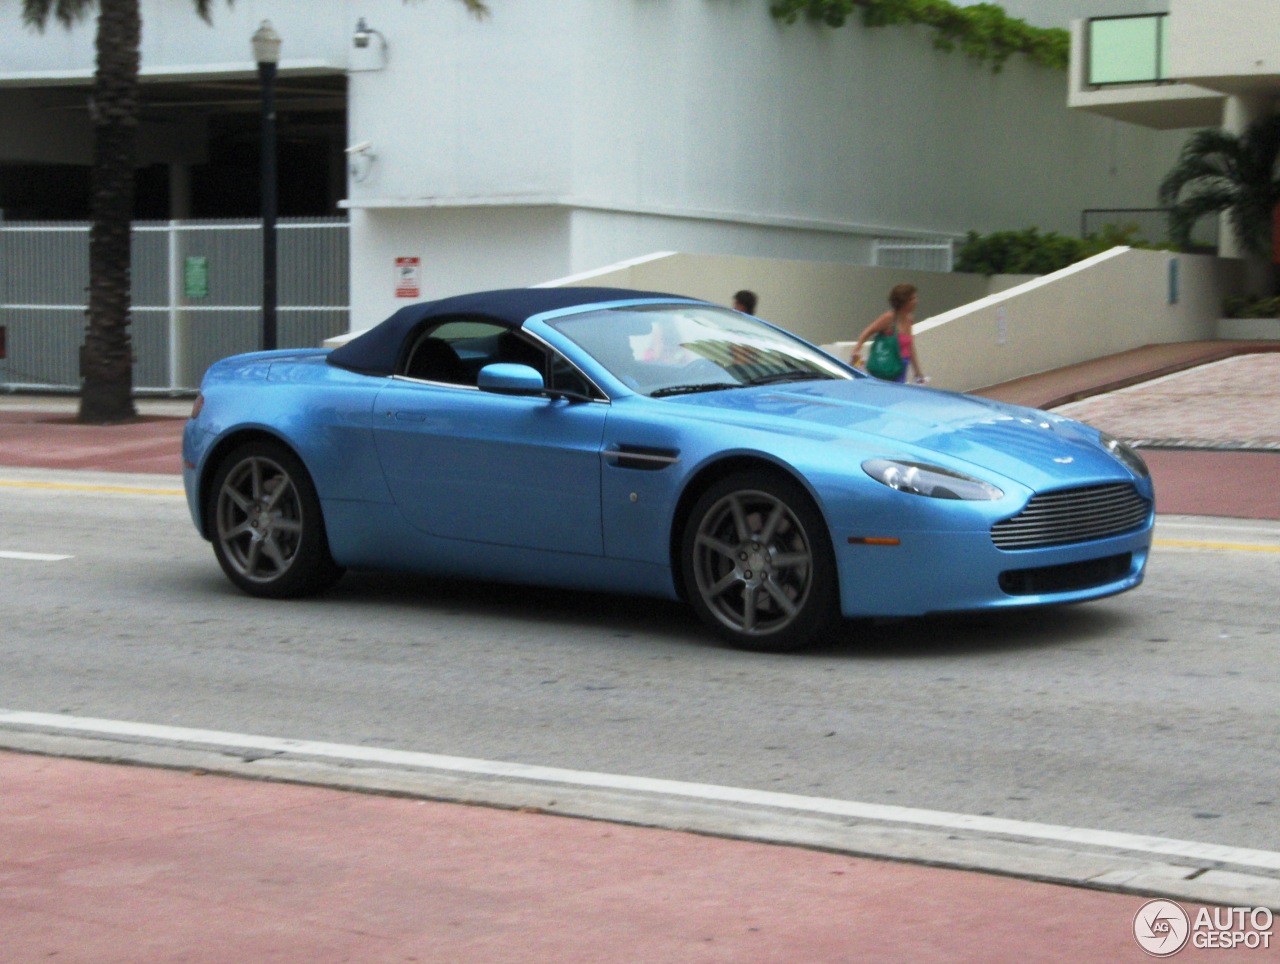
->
681, 471, 839, 652
207, 440, 344, 598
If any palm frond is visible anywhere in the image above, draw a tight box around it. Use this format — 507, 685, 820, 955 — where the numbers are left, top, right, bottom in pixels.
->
1160, 117, 1280, 255
21, 0, 96, 30
1158, 129, 1244, 203
402, 0, 490, 17
1166, 188, 1237, 248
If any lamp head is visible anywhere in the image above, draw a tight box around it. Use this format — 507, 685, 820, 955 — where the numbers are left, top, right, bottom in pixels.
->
353, 17, 373, 49
251, 20, 282, 64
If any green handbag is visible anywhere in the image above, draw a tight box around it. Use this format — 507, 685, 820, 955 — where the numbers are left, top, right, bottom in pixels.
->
866, 325, 904, 380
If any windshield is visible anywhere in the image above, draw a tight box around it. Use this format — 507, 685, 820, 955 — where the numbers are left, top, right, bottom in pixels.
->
547, 304, 851, 397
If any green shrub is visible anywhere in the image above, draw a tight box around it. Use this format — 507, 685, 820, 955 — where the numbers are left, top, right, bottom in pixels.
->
954, 224, 1166, 276
769, 0, 1069, 71
1223, 295, 1280, 318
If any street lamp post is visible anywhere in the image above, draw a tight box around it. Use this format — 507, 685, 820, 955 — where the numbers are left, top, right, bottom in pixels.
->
252, 20, 282, 351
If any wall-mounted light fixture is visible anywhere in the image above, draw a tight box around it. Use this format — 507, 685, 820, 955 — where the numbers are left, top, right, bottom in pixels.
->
351, 17, 389, 70
352, 17, 382, 49
345, 140, 377, 183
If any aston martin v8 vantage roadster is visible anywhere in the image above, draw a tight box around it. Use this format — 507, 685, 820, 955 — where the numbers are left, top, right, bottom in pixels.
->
182, 287, 1153, 651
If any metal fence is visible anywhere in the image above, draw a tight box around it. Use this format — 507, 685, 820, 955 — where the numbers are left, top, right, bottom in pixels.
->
872, 237, 955, 273
0, 217, 350, 393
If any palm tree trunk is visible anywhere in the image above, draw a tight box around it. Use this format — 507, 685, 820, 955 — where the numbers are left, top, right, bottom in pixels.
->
78, 0, 139, 423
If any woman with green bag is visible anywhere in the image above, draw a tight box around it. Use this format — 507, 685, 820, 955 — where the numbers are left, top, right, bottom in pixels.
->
850, 283, 927, 384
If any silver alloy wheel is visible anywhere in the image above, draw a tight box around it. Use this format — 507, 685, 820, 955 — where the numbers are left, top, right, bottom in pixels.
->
215, 455, 304, 584
691, 488, 814, 637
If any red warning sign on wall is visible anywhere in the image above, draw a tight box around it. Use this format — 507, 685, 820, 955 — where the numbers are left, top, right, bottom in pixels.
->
395, 257, 421, 298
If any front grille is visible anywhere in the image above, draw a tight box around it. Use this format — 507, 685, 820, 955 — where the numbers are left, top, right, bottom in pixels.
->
991, 483, 1150, 550
999, 553, 1132, 595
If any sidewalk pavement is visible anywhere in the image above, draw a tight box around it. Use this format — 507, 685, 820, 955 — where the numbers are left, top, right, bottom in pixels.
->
2, 748, 1242, 963
2, 345, 1278, 960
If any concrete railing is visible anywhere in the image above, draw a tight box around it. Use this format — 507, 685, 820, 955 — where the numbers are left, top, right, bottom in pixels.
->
905, 247, 1245, 391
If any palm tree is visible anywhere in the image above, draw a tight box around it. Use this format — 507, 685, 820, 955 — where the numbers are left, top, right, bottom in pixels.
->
19, 0, 488, 424
1159, 115, 1280, 285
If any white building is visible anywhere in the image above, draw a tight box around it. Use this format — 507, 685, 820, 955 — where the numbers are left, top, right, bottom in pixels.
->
1, 0, 1189, 330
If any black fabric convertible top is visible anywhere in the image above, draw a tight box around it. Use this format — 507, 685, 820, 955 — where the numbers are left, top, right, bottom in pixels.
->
327, 286, 690, 376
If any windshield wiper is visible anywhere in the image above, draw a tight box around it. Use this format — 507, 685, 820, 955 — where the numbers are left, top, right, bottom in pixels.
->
650, 382, 740, 398
744, 371, 826, 386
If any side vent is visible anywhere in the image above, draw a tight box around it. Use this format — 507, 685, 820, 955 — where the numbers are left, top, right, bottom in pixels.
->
606, 445, 680, 471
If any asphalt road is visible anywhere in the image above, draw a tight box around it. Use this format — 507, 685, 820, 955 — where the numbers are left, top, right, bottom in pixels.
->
2, 470, 1278, 854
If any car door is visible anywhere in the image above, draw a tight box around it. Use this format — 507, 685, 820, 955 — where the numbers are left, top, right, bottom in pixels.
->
371, 321, 607, 556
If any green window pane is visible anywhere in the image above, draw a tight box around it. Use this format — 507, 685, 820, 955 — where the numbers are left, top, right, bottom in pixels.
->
1089, 16, 1165, 85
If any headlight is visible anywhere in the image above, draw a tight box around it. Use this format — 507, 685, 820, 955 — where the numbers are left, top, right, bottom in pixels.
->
862, 459, 1004, 500
1098, 431, 1149, 478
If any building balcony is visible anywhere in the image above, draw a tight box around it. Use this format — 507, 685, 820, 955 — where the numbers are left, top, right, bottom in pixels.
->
1068, 14, 1223, 130
1069, 1, 1280, 131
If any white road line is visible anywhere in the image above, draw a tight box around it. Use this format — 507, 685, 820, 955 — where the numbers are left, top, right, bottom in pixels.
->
0, 551, 73, 562
3, 708, 1279, 874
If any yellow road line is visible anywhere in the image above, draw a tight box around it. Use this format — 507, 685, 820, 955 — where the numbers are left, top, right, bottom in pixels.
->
0, 479, 183, 497
1154, 538, 1280, 553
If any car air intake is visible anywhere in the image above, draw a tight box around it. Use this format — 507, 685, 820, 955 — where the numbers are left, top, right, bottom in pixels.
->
991, 483, 1150, 550
999, 553, 1133, 595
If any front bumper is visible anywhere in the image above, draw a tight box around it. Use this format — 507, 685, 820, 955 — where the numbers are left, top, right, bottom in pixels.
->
833, 523, 1152, 618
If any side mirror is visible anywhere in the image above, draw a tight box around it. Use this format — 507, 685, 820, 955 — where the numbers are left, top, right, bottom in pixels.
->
477, 362, 545, 396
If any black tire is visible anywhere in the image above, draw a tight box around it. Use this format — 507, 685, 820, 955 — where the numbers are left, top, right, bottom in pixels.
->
206, 440, 344, 598
681, 470, 839, 652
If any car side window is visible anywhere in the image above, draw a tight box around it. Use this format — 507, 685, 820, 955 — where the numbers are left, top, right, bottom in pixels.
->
549, 355, 594, 397
402, 320, 523, 386
402, 320, 601, 397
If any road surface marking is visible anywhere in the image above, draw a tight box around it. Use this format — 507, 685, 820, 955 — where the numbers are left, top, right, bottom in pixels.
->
1154, 539, 1280, 553
2, 708, 1279, 874
0, 551, 73, 562
0, 479, 183, 497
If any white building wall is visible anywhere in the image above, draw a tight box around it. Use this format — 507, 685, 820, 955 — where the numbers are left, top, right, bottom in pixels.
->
348, 206, 573, 330
567, 1, 1180, 237
1168, 0, 1280, 88
345, 0, 575, 203
347, 0, 1187, 320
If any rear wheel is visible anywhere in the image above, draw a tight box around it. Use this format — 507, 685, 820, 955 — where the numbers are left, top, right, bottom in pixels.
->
681, 471, 839, 652
208, 440, 344, 598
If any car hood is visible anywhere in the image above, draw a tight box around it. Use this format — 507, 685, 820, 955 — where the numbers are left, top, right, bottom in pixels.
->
663, 379, 1132, 489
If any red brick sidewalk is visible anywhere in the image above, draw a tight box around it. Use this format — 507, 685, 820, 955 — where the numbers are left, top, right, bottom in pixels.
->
0, 411, 185, 475
2, 750, 1231, 963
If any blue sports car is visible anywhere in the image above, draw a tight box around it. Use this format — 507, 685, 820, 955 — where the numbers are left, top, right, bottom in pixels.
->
182, 287, 1153, 651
